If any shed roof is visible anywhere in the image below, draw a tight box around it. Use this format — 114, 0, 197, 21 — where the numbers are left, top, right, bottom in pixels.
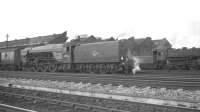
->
0, 31, 67, 49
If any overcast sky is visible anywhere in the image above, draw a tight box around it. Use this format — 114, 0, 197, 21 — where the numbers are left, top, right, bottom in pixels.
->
0, 0, 200, 48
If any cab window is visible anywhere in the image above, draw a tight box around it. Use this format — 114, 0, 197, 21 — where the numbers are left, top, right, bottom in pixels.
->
66, 47, 70, 52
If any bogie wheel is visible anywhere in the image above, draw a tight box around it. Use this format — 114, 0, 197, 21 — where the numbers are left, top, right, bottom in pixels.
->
91, 64, 95, 73
32, 66, 38, 72
57, 64, 63, 72
62, 64, 69, 72
95, 64, 100, 73
48, 64, 57, 72
106, 64, 111, 73
80, 64, 84, 72
40, 65, 48, 72
86, 64, 89, 73
89, 64, 92, 73
82, 64, 86, 73
100, 64, 106, 74
110, 64, 115, 73
93, 64, 98, 73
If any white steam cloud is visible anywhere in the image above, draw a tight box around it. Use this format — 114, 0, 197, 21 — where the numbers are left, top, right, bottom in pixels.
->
132, 56, 141, 75
127, 49, 141, 75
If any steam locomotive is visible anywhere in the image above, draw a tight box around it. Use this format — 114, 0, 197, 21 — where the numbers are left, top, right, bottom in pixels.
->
21, 40, 135, 73
0, 32, 137, 74
164, 48, 200, 70
0, 39, 137, 73
0, 32, 199, 74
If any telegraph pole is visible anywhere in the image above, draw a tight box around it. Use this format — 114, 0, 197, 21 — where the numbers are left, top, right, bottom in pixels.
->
4, 34, 9, 57
6, 34, 9, 49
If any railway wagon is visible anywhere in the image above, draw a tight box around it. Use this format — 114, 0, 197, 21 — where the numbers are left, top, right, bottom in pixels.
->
0, 48, 22, 70
72, 40, 133, 73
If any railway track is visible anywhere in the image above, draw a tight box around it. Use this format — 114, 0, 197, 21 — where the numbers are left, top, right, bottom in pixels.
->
0, 70, 200, 90
0, 86, 199, 112
1, 70, 200, 78
0, 103, 37, 112
0, 87, 133, 112
1, 70, 200, 79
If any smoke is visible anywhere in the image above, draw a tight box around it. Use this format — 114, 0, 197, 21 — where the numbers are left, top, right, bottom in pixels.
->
132, 56, 141, 75
116, 32, 127, 40
127, 49, 141, 75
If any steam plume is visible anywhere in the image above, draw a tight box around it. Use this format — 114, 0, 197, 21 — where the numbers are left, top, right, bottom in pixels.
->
127, 49, 141, 75
132, 57, 141, 75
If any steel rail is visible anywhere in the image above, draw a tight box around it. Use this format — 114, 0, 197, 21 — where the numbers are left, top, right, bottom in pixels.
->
0, 71, 200, 90
0, 88, 199, 112
0, 103, 38, 112
1, 71, 200, 83
0, 91, 130, 112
